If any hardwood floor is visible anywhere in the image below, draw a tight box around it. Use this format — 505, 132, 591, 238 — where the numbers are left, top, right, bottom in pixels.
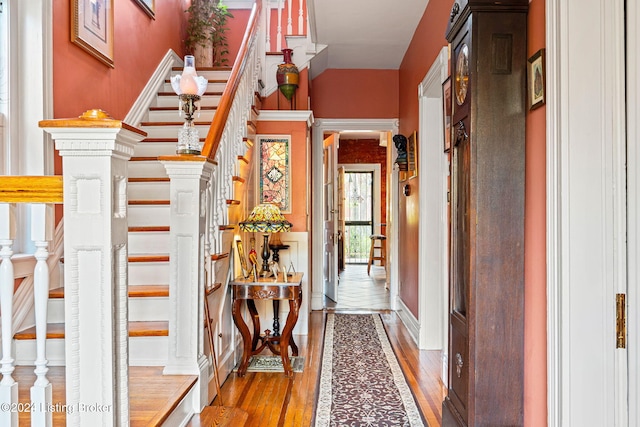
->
200, 310, 444, 427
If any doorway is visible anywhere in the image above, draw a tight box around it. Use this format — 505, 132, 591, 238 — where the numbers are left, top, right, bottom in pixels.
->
310, 119, 399, 312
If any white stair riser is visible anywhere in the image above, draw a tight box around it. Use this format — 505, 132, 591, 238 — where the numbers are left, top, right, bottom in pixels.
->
129, 336, 168, 366
47, 298, 64, 323
129, 161, 169, 178
128, 205, 170, 227
46, 296, 168, 323
155, 95, 221, 108
129, 262, 170, 285
172, 70, 231, 80
138, 125, 211, 140
129, 230, 170, 253
133, 142, 182, 157
129, 297, 169, 322
128, 181, 170, 202
162, 81, 226, 93
15, 339, 65, 366
15, 336, 168, 366
147, 109, 216, 123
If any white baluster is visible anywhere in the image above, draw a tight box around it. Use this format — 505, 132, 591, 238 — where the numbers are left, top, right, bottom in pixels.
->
0, 203, 18, 427
298, 0, 304, 35
31, 203, 53, 427
265, 0, 272, 51
277, 0, 283, 52
287, 0, 293, 34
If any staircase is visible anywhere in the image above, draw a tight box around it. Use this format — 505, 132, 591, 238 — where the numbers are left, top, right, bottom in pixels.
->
11, 64, 258, 425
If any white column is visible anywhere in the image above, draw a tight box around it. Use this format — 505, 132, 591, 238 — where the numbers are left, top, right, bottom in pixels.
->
41, 110, 144, 427
0, 203, 17, 427
160, 157, 214, 412
30, 203, 54, 427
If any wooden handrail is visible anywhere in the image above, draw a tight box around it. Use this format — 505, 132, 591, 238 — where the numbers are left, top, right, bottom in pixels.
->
201, 1, 262, 160
0, 176, 63, 203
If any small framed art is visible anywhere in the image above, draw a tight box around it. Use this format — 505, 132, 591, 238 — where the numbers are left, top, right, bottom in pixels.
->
527, 48, 546, 110
442, 76, 452, 152
71, 0, 115, 67
133, 0, 156, 19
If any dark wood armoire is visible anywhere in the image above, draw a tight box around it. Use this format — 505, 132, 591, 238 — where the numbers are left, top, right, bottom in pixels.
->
442, 1, 528, 426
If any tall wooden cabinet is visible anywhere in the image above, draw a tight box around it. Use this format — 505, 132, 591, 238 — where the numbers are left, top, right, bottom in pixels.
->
442, 1, 528, 426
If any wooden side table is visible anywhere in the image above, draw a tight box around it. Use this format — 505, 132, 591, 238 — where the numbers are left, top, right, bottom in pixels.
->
231, 272, 303, 377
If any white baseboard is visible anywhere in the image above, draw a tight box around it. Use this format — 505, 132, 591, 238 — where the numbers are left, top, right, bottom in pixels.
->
396, 298, 419, 346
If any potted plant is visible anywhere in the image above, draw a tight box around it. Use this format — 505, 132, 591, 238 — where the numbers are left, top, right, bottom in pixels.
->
185, 0, 233, 67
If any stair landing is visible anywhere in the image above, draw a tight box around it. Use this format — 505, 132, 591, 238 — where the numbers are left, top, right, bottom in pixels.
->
15, 365, 196, 426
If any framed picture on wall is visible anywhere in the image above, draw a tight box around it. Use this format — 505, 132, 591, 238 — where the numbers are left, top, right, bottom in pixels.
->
133, 0, 156, 19
527, 48, 546, 110
71, 0, 115, 67
407, 131, 418, 179
258, 135, 292, 213
442, 76, 453, 152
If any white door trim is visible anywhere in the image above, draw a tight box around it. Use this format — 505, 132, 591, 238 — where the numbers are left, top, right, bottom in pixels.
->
417, 47, 449, 360
311, 119, 399, 311
546, 0, 628, 425
626, 2, 640, 425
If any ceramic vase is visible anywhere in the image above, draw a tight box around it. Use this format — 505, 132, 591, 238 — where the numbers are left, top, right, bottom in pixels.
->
276, 48, 299, 101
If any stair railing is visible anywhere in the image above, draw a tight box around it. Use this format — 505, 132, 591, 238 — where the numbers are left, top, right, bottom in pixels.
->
0, 177, 61, 427
264, 0, 307, 53
157, 0, 263, 409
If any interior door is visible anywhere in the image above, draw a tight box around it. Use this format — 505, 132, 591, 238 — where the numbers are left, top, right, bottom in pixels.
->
323, 134, 339, 302
337, 166, 346, 271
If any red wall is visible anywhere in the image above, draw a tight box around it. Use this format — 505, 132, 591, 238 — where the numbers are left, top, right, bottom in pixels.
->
310, 69, 399, 118
524, 0, 547, 425
53, 0, 186, 121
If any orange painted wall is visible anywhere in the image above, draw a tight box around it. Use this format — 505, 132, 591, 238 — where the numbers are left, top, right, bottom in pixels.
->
52, 0, 186, 121
310, 69, 399, 118
262, 68, 311, 111
256, 121, 310, 232
524, 1, 547, 425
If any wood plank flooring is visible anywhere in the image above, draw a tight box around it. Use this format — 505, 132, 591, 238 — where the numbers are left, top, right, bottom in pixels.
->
194, 309, 444, 427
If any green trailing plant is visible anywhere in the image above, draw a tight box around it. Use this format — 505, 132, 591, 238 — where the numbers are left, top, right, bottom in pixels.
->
185, 0, 233, 66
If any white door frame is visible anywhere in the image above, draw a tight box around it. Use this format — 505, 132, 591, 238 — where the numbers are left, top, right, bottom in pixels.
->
417, 46, 449, 363
311, 119, 399, 311
626, 2, 640, 425
546, 0, 631, 425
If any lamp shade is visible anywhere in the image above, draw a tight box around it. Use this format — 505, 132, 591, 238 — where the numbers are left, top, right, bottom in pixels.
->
239, 203, 292, 233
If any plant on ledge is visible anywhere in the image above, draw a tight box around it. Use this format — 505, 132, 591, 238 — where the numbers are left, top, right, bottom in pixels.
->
185, 0, 233, 67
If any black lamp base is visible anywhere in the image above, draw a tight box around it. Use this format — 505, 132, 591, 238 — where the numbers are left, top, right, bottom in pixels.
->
260, 234, 271, 277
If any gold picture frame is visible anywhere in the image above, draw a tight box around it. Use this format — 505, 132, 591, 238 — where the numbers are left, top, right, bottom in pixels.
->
133, 0, 156, 19
407, 131, 418, 179
527, 48, 546, 110
235, 240, 250, 278
71, 0, 115, 68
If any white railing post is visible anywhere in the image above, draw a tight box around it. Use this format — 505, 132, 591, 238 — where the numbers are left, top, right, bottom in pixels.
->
265, 0, 272, 52
287, 0, 293, 35
40, 110, 144, 427
276, 0, 283, 51
30, 203, 54, 427
298, 0, 304, 35
159, 158, 214, 412
0, 203, 18, 427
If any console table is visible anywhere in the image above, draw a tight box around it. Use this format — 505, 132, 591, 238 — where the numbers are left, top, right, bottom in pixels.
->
231, 272, 303, 377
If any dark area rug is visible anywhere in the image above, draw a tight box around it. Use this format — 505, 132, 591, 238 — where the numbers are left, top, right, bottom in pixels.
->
314, 313, 426, 426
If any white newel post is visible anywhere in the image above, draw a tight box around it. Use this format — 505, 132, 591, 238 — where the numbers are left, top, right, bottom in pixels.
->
160, 157, 214, 412
40, 110, 145, 427
0, 203, 18, 427
30, 203, 54, 427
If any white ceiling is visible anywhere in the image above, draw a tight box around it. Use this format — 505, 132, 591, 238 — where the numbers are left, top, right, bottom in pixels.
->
307, 0, 430, 71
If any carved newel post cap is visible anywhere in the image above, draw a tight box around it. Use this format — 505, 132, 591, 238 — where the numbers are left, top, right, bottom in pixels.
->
79, 109, 114, 120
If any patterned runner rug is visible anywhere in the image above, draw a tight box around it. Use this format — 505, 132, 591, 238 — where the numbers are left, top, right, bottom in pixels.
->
314, 313, 426, 426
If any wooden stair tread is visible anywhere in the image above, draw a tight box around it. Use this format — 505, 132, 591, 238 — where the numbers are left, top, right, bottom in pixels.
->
49, 285, 169, 299
129, 177, 170, 183
129, 199, 170, 205
15, 321, 169, 340
129, 254, 170, 263
130, 156, 159, 161
129, 226, 170, 232
140, 121, 213, 127
232, 175, 245, 183
226, 199, 240, 205
211, 253, 229, 261
218, 225, 236, 230
186, 406, 249, 427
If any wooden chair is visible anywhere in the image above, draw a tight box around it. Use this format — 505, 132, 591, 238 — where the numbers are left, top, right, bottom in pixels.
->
367, 234, 386, 275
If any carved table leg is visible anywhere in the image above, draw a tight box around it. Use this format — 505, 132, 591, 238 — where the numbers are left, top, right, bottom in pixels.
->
232, 298, 252, 377
279, 297, 301, 376
247, 299, 261, 351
